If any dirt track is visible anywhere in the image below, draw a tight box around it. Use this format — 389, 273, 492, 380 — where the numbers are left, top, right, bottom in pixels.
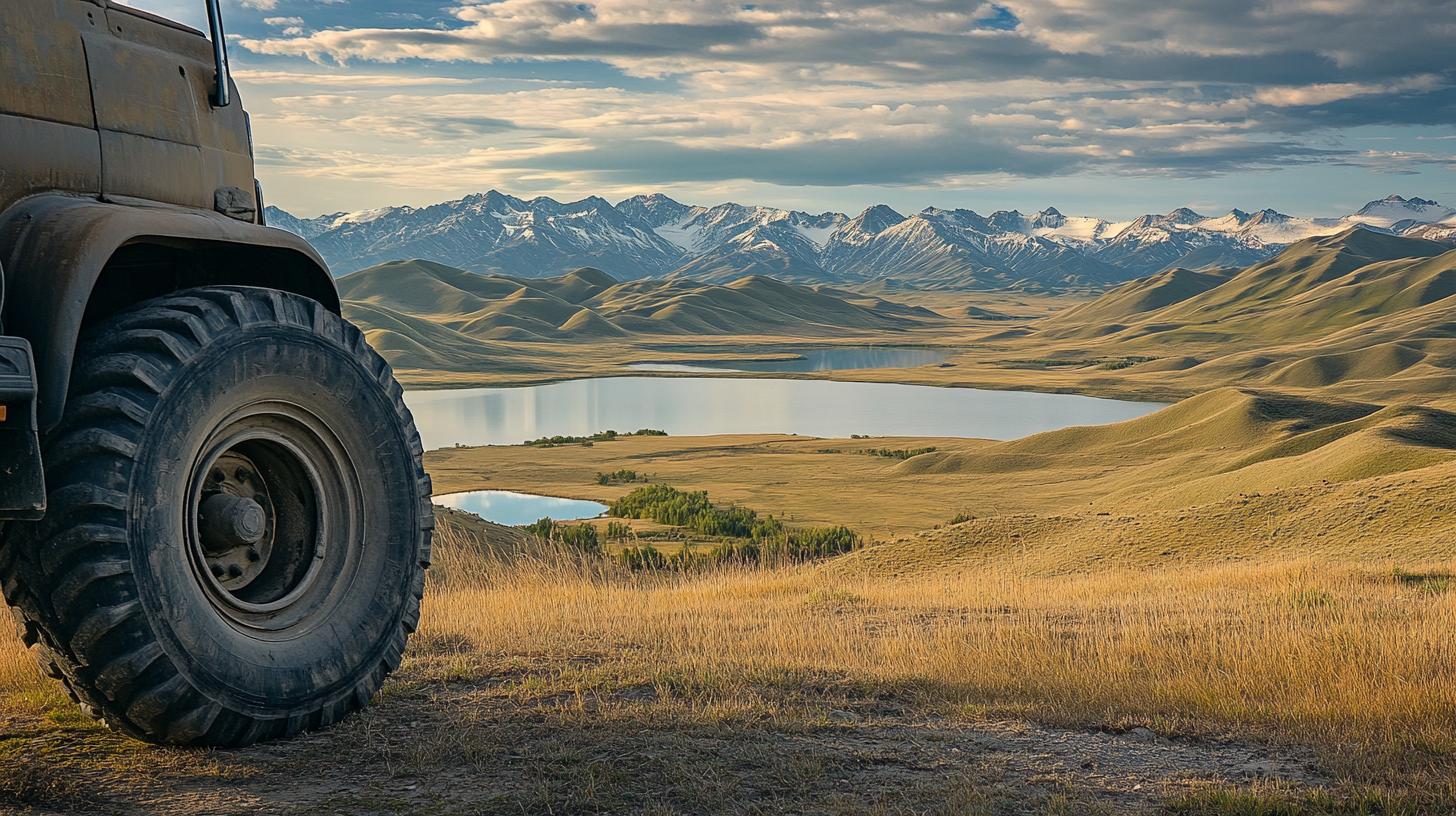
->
2, 675, 1326, 816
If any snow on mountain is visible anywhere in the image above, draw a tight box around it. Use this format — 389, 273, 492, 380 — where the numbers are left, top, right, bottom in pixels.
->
267, 193, 1455, 289
263, 206, 337, 239
1348, 195, 1456, 228
272, 191, 683, 278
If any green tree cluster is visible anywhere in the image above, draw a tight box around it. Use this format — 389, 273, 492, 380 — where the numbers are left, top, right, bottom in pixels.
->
596, 469, 648, 486
524, 516, 602, 555
865, 447, 937, 460
609, 484, 778, 538
524, 428, 669, 447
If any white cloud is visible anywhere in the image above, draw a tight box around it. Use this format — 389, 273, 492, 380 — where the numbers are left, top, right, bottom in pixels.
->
226, 0, 1455, 209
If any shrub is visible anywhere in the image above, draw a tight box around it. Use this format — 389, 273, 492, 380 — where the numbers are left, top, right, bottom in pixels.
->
596, 469, 647, 486
606, 485, 863, 568
865, 447, 937, 460
762, 526, 861, 562
605, 521, 633, 540
524, 429, 668, 447
524, 517, 556, 542
556, 523, 602, 555
1100, 355, 1157, 370
609, 484, 764, 538
618, 545, 669, 571
705, 526, 860, 566
523, 516, 601, 555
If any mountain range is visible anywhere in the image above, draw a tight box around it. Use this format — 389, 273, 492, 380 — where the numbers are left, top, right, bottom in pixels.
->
267, 193, 1456, 291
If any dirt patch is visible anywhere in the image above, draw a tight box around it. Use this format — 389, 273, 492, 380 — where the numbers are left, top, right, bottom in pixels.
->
1, 679, 1328, 816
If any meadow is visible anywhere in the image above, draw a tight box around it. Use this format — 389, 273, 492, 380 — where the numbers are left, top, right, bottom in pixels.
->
5, 516, 1454, 813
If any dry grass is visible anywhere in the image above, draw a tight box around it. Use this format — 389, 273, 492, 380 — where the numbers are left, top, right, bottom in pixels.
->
3, 522, 1454, 811
0, 621, 47, 706
418, 525, 1456, 785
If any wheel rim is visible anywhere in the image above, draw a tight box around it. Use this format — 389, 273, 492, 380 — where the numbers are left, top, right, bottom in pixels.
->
186, 401, 363, 633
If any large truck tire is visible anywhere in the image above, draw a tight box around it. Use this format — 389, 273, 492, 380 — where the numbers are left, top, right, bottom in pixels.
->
0, 286, 432, 746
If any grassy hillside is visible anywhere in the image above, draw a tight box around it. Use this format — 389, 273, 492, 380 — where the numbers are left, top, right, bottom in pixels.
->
1047, 266, 1236, 332
908, 227, 1456, 406
337, 260, 952, 379
1041, 228, 1451, 341
325, 229, 1456, 407
340, 260, 923, 342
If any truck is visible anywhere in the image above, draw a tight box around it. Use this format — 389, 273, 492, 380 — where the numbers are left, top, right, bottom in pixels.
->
0, 0, 433, 746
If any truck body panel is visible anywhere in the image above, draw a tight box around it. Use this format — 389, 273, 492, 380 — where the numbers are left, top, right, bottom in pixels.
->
0, 0, 341, 514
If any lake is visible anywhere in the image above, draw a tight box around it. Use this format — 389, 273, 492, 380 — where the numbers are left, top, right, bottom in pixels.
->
405, 375, 1164, 450
627, 346, 952, 373
433, 490, 607, 526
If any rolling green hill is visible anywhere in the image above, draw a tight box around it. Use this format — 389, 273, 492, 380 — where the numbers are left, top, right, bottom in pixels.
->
340, 260, 924, 340
338, 259, 936, 375
1019, 228, 1456, 403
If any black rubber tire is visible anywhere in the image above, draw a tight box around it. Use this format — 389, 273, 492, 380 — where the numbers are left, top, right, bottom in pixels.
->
0, 286, 432, 746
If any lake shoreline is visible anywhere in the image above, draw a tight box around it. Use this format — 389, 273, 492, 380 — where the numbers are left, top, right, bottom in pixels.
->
404, 375, 1166, 451
397, 365, 1194, 405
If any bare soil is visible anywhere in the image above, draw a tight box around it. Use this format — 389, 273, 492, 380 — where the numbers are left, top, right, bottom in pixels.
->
0, 671, 1328, 816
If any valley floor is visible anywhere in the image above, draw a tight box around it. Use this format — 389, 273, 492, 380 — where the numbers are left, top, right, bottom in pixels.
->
6, 384, 1456, 813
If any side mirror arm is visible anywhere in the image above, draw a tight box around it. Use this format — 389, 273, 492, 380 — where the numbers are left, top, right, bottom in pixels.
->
205, 0, 231, 107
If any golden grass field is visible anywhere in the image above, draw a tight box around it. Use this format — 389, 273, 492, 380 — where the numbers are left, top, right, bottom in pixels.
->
5, 518, 1455, 813
6, 229, 1456, 813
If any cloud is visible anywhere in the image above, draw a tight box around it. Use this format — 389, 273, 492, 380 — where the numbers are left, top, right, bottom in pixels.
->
1253, 75, 1442, 107
233, 69, 480, 87
226, 0, 1456, 201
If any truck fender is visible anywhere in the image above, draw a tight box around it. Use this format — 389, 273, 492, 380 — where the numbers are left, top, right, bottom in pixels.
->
0, 193, 341, 430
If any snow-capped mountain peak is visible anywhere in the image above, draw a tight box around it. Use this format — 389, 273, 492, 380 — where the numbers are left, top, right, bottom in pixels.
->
1352, 194, 1456, 227
266, 192, 1454, 290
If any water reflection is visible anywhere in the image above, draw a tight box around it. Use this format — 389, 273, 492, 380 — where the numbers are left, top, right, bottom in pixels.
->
404, 376, 1164, 450
433, 490, 607, 526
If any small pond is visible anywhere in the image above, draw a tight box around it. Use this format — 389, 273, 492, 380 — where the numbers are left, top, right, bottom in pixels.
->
433, 490, 607, 526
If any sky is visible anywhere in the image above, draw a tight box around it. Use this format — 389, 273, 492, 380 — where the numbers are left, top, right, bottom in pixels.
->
121, 0, 1456, 219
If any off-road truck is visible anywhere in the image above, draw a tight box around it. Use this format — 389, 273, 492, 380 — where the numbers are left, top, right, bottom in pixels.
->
0, 0, 432, 746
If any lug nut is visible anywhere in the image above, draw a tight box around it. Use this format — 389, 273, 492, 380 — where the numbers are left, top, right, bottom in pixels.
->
210, 563, 225, 578
227, 564, 243, 579
247, 548, 261, 562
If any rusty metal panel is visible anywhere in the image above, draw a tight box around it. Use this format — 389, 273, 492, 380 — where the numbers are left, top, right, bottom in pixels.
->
0, 0, 100, 127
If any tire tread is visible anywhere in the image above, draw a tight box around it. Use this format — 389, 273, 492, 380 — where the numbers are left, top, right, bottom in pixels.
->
0, 286, 430, 745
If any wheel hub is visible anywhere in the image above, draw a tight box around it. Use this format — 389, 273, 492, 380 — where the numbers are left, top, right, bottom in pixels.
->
185, 403, 358, 630
196, 451, 278, 593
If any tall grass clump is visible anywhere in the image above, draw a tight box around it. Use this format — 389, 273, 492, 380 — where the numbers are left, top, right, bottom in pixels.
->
0, 617, 52, 714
